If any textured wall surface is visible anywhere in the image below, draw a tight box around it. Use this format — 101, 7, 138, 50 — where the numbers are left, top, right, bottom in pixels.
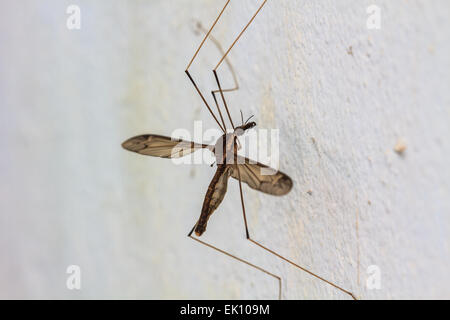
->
1, 0, 449, 299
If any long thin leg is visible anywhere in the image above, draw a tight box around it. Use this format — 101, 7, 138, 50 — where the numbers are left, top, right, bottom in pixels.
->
194, 22, 239, 94
212, 0, 268, 130
211, 90, 227, 131
188, 225, 282, 299
186, 1, 267, 132
185, 1, 233, 133
213, 70, 235, 130
185, 71, 225, 133
233, 142, 357, 300
196, 21, 240, 132
214, 0, 268, 71
211, 90, 236, 132
186, 0, 231, 71
194, 21, 240, 132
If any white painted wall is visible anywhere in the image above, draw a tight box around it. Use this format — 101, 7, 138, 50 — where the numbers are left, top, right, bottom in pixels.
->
1, 0, 449, 299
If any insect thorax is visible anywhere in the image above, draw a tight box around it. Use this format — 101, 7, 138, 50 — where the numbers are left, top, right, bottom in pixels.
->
214, 133, 238, 165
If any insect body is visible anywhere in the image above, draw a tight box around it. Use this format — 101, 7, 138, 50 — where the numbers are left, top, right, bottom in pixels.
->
122, 119, 293, 237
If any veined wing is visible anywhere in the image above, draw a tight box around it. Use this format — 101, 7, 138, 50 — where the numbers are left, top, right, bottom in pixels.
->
122, 134, 213, 159
231, 156, 293, 196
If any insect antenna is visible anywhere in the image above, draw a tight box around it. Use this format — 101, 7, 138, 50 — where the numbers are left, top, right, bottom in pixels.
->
244, 114, 254, 124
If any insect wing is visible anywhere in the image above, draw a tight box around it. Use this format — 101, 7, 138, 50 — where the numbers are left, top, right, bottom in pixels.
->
122, 134, 211, 159
231, 156, 293, 196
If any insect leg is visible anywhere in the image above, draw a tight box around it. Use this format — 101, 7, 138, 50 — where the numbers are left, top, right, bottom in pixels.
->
211, 91, 227, 131
194, 21, 240, 132
187, 225, 282, 299
186, 0, 231, 71
213, 70, 235, 130
185, 1, 233, 133
214, 0, 268, 71
212, 0, 268, 130
233, 154, 357, 300
185, 70, 225, 133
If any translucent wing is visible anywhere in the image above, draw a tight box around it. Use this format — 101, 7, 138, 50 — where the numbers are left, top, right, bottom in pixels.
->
194, 165, 232, 236
122, 134, 212, 159
231, 156, 293, 196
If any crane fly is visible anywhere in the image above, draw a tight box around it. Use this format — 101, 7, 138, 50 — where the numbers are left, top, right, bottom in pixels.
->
122, 0, 356, 300
122, 118, 292, 236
